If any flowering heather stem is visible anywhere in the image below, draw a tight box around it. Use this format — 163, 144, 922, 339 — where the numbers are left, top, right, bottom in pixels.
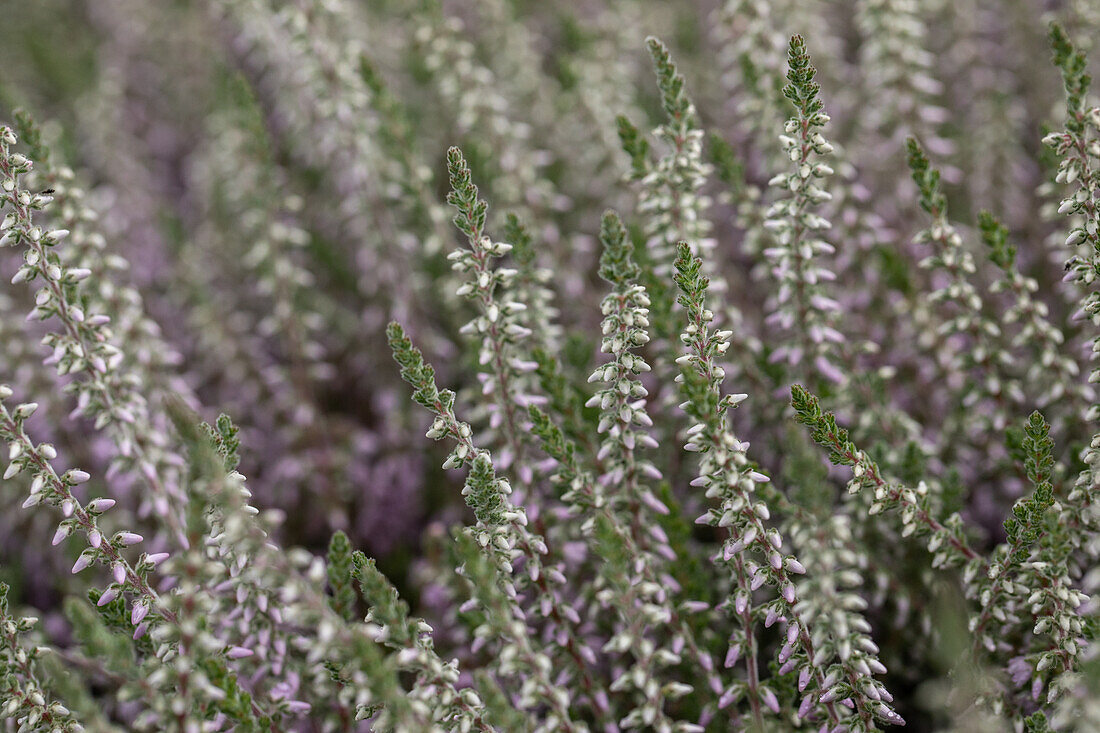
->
970, 414, 1057, 662
633, 37, 714, 277
387, 321, 598, 729
980, 210, 1086, 418
588, 210, 665, 545
528, 404, 725, 727
0, 583, 82, 731
347, 546, 493, 732
0, 126, 188, 546
764, 35, 843, 387
672, 244, 901, 728
0, 394, 172, 629
446, 146, 532, 473
906, 136, 1013, 436
791, 384, 981, 568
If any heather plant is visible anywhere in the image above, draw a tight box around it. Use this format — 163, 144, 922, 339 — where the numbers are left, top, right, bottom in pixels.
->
2, 1, 1100, 732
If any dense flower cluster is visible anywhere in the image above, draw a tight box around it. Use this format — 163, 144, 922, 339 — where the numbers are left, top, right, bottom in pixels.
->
1, 2, 1100, 731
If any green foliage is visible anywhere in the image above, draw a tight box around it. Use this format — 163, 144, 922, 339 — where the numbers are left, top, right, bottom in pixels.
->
462, 453, 508, 527
11, 110, 50, 168
597, 209, 638, 284
201, 413, 242, 472
531, 347, 596, 451
386, 321, 446, 413
672, 242, 708, 323
326, 530, 358, 622
502, 213, 533, 268
781, 35, 823, 122
707, 132, 744, 192
0, 583, 82, 731
446, 146, 488, 241
1005, 412, 1055, 559
906, 136, 946, 215
616, 114, 650, 179
979, 209, 1015, 270
526, 404, 576, 478
646, 36, 696, 128
790, 384, 856, 466
1049, 23, 1090, 132
1025, 711, 1055, 733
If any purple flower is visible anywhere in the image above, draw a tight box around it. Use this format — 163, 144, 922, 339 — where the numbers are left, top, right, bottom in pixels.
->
227, 646, 254, 659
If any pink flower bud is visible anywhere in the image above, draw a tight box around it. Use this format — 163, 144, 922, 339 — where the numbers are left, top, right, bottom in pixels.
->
227, 646, 254, 659
760, 687, 780, 714
765, 607, 780, 627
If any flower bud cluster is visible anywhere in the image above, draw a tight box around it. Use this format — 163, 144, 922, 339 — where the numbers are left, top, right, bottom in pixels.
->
0, 583, 83, 732
905, 137, 1019, 455
452, 457, 585, 732
674, 244, 901, 729
1046, 27, 1100, 386
1, 123, 188, 545
854, 0, 946, 178
446, 147, 536, 473
584, 211, 689, 731
348, 546, 492, 732
712, 0, 794, 171
762, 35, 845, 387
587, 212, 665, 532
504, 214, 562, 355
387, 322, 600, 729
1045, 32, 1100, 681
622, 38, 715, 281
981, 211, 1090, 418
414, 6, 555, 224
